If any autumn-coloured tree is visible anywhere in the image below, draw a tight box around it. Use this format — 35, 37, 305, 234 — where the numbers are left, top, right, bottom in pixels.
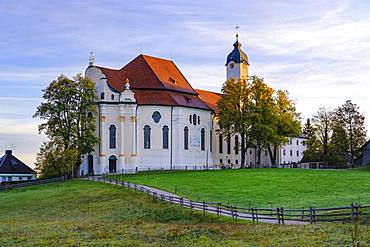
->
267, 90, 301, 167
218, 78, 251, 167
218, 76, 301, 167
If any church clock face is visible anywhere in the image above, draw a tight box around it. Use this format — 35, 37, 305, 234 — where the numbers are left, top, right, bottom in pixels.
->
229, 62, 234, 69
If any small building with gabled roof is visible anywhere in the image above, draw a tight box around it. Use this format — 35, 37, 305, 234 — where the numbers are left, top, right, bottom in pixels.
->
0, 150, 36, 183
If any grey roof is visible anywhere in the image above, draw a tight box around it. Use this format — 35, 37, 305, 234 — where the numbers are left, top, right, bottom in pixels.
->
226, 39, 249, 66
0, 150, 35, 175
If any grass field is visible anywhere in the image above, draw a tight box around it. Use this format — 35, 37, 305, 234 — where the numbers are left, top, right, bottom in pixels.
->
113, 168, 370, 208
0, 180, 369, 246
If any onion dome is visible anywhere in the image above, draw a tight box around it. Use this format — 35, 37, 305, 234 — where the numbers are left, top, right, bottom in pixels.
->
226, 35, 249, 66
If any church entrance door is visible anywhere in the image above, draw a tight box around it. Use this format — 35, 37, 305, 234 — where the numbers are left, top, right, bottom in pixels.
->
109, 155, 117, 173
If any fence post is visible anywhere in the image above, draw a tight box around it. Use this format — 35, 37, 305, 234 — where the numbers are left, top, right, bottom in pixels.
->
153, 192, 157, 201
251, 207, 255, 223
203, 201, 206, 215
217, 203, 220, 217
351, 203, 355, 224
309, 207, 313, 224
301, 207, 304, 221
281, 207, 284, 225
190, 200, 193, 212
277, 208, 280, 224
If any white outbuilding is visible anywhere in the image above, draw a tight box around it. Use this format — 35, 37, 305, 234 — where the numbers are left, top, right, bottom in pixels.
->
0, 150, 36, 183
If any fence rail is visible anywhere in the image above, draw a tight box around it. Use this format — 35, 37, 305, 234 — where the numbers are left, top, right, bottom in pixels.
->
0, 177, 66, 191
88, 176, 370, 225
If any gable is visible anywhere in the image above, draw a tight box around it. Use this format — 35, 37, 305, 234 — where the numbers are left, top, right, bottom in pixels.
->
0, 152, 35, 174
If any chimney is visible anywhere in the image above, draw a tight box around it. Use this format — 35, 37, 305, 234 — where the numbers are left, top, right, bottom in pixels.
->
5, 150, 12, 155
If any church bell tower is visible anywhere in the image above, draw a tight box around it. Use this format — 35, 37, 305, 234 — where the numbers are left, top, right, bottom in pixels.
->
225, 29, 249, 81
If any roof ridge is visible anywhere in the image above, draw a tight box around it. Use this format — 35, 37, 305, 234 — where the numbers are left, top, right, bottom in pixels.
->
140, 54, 173, 62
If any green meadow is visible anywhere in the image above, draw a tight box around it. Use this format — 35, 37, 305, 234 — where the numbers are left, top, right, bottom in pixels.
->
114, 167, 370, 208
1, 180, 369, 246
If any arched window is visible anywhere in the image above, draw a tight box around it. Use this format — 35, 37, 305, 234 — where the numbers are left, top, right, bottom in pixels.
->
162, 125, 169, 149
184, 127, 189, 150
210, 130, 213, 152
189, 115, 192, 124
100, 92, 105, 100
198, 116, 200, 124
200, 128, 205, 151
144, 125, 151, 149
219, 134, 223, 154
193, 114, 197, 126
227, 135, 231, 154
234, 136, 239, 155
111, 94, 114, 100
109, 125, 116, 149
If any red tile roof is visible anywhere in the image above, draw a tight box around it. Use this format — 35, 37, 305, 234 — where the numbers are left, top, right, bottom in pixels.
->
195, 89, 223, 114
94, 54, 216, 111
133, 90, 211, 110
97, 54, 196, 94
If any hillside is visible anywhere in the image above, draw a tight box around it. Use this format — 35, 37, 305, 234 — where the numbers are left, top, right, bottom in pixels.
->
0, 180, 368, 246
114, 168, 370, 208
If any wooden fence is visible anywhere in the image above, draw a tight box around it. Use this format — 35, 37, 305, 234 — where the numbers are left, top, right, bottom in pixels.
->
89, 176, 370, 225
0, 177, 66, 191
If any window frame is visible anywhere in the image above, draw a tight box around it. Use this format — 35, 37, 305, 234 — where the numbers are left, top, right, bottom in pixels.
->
109, 125, 117, 149
219, 134, 223, 154
200, 128, 205, 151
184, 127, 189, 150
162, 125, 169, 149
144, 125, 151, 149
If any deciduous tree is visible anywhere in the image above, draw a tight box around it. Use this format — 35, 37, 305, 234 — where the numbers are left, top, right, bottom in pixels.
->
312, 107, 333, 163
302, 118, 321, 162
334, 100, 366, 167
34, 74, 98, 177
218, 78, 251, 167
267, 90, 301, 167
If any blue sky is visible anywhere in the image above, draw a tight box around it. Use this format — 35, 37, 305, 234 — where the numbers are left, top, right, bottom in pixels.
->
1, 0, 370, 166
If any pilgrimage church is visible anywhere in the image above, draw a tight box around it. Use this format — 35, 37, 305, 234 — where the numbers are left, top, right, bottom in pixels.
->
79, 34, 306, 175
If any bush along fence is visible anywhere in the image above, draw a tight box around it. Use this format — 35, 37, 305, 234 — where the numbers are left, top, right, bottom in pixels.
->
0, 177, 66, 191
88, 176, 370, 225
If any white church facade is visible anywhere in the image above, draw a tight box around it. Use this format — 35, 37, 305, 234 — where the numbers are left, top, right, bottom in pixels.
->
79, 36, 306, 175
